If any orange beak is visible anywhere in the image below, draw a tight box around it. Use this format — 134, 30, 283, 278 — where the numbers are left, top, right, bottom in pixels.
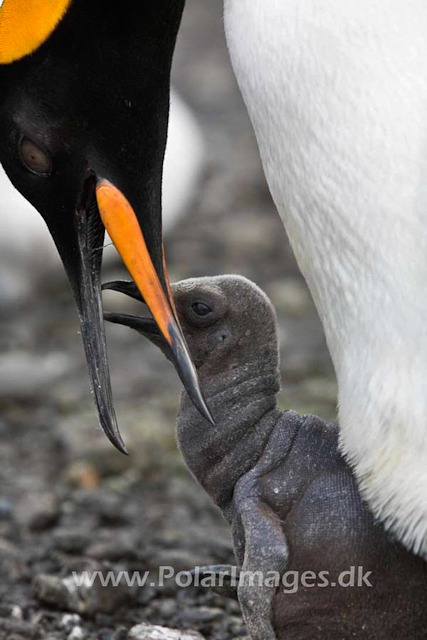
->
96, 179, 213, 427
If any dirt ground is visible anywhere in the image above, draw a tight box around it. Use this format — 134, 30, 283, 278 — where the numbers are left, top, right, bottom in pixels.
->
0, 3, 336, 639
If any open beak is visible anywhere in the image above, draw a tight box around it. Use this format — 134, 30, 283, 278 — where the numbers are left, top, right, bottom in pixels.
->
55, 177, 213, 454
96, 180, 214, 427
102, 286, 217, 424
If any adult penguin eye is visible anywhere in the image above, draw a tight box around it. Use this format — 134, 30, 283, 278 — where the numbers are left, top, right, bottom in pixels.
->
20, 138, 52, 176
191, 302, 212, 317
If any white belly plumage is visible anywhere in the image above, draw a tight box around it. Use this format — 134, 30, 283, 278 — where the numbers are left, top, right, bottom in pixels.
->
224, 0, 427, 556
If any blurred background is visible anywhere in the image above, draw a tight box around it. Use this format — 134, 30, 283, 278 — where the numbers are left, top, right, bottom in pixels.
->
0, 2, 335, 639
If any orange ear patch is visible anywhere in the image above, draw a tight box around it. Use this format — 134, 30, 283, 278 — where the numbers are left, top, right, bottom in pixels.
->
0, 0, 72, 64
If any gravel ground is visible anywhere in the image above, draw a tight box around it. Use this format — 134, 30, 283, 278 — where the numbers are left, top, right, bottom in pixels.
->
0, 3, 336, 639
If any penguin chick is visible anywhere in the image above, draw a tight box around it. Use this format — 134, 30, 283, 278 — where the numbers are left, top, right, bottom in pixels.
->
105, 275, 427, 640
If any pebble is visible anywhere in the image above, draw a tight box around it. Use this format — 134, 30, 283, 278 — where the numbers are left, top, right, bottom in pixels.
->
85, 536, 137, 561
53, 529, 91, 554
0, 498, 13, 520
0, 617, 39, 638
33, 570, 134, 615
72, 490, 125, 524
0, 537, 30, 583
0, 537, 19, 556
156, 598, 177, 618
227, 600, 243, 615
33, 574, 80, 612
16, 493, 58, 531
150, 550, 208, 574
96, 630, 114, 640
68, 626, 86, 640
11, 606, 23, 620
58, 403, 180, 479
0, 604, 22, 619
127, 624, 205, 640
60, 614, 81, 629
182, 607, 224, 623
227, 616, 246, 636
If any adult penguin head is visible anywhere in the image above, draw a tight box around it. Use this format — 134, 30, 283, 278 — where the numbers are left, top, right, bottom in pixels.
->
0, 0, 212, 452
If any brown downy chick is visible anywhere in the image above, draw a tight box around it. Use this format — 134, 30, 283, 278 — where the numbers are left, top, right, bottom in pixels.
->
105, 275, 427, 640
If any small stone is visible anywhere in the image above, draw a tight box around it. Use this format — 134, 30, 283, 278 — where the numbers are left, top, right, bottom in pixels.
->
0, 537, 30, 582
0, 498, 13, 520
72, 490, 125, 524
127, 624, 205, 639
156, 598, 177, 618
53, 529, 90, 554
0, 617, 39, 638
227, 600, 243, 615
33, 574, 79, 611
68, 626, 86, 640
182, 607, 224, 623
57, 414, 130, 477
34, 570, 134, 615
0, 537, 19, 556
11, 606, 23, 620
0, 604, 22, 619
135, 584, 156, 606
60, 614, 81, 629
85, 536, 137, 561
227, 616, 246, 636
150, 549, 207, 573
16, 493, 58, 531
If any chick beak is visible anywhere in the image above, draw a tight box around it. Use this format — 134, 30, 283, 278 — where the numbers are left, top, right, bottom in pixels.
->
96, 179, 214, 425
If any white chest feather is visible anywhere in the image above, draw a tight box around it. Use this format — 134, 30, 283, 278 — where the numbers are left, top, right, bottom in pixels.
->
224, 0, 427, 556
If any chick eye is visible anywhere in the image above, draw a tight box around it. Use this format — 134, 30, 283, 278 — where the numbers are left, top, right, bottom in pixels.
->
20, 138, 52, 176
191, 302, 212, 317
